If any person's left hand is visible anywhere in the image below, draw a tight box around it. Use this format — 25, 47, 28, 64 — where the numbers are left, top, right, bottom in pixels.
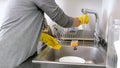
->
77, 14, 89, 24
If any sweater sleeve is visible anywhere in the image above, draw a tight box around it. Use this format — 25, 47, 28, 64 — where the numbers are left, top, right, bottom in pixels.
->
33, 0, 73, 28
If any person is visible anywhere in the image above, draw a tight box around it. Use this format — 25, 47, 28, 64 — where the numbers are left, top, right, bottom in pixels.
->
0, 0, 89, 68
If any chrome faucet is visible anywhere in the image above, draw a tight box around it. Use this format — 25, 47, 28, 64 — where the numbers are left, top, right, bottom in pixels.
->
81, 8, 100, 47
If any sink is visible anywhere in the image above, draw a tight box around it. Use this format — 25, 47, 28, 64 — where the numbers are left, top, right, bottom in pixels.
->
32, 46, 106, 68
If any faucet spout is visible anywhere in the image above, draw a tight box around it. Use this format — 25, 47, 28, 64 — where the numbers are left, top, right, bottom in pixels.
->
81, 8, 100, 47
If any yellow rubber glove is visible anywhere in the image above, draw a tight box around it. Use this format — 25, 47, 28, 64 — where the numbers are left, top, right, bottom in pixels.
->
39, 32, 61, 50
78, 14, 89, 24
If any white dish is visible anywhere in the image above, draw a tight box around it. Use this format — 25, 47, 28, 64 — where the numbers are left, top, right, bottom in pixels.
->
59, 56, 85, 63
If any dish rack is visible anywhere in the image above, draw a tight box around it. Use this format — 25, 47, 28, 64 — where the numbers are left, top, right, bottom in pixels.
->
51, 24, 94, 41
50, 23, 94, 47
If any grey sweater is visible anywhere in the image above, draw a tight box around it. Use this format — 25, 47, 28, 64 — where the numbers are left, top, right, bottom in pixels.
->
0, 0, 73, 68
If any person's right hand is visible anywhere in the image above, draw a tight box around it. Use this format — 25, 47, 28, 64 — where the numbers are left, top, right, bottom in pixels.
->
77, 14, 89, 24
39, 32, 61, 50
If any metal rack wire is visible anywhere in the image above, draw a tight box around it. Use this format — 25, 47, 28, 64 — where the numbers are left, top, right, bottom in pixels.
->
60, 30, 94, 41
